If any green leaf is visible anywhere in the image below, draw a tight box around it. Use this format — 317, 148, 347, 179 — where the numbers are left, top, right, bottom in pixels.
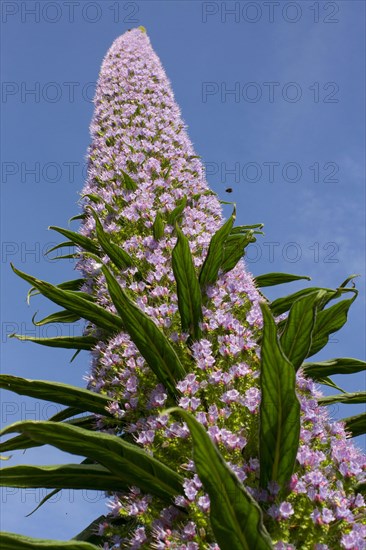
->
167, 196, 187, 226
87, 208, 133, 269
199, 208, 235, 289
167, 408, 272, 550
343, 413, 366, 437
11, 264, 123, 335
9, 334, 97, 351
307, 296, 357, 357
25, 462, 101, 518
313, 285, 357, 312
152, 211, 165, 240
102, 266, 186, 398
269, 287, 334, 317
0, 421, 183, 504
121, 170, 138, 191
49, 226, 100, 255
70, 349, 81, 363
0, 532, 100, 550
172, 225, 202, 341
318, 392, 366, 405
339, 274, 360, 288
254, 273, 311, 288
32, 310, 80, 326
69, 213, 85, 223
315, 377, 346, 393
302, 358, 366, 378
47, 406, 84, 422
45, 241, 75, 256
82, 193, 103, 204
49, 254, 77, 261
259, 302, 300, 495
280, 291, 325, 370
0, 463, 129, 492
27, 278, 85, 303
231, 223, 264, 233
0, 375, 113, 416
0, 414, 95, 454
221, 232, 256, 274
26, 488, 61, 517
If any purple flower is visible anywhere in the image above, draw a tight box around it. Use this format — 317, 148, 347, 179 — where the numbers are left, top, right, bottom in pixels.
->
197, 494, 210, 512
278, 502, 295, 519
183, 475, 202, 501
243, 387, 261, 412
321, 508, 335, 524
129, 527, 147, 548
183, 521, 196, 539
135, 430, 155, 446
220, 389, 241, 404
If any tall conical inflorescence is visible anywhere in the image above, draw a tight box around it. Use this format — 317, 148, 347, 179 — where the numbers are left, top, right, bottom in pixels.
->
4, 26, 364, 550
74, 28, 366, 549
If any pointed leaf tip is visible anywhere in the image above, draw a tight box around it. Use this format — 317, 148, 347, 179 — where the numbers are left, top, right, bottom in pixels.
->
167, 408, 272, 550
259, 302, 300, 496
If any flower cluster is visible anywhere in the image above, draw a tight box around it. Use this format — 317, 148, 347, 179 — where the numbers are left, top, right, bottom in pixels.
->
78, 28, 365, 549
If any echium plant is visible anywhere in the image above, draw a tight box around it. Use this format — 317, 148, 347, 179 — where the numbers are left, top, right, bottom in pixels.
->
1, 27, 365, 550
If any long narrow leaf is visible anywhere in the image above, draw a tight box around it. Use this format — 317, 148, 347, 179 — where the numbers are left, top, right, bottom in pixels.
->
102, 265, 186, 398
0, 421, 183, 504
231, 223, 264, 233
26, 488, 61, 518
0, 375, 113, 416
339, 274, 360, 288
0, 532, 99, 550
343, 413, 366, 437
167, 196, 187, 226
88, 208, 133, 269
32, 310, 80, 326
168, 408, 273, 550
152, 211, 165, 240
9, 334, 97, 351
172, 226, 202, 341
318, 392, 366, 405
49, 226, 100, 255
27, 278, 85, 303
259, 302, 300, 495
302, 358, 366, 378
280, 291, 324, 370
315, 377, 346, 393
221, 232, 256, 274
121, 170, 138, 191
0, 463, 128, 492
11, 264, 123, 334
199, 208, 236, 289
50, 407, 84, 422
0, 407, 84, 454
307, 296, 357, 357
45, 241, 75, 256
0, 416, 96, 455
49, 254, 77, 261
69, 213, 86, 222
23, 462, 103, 519
254, 273, 311, 288
270, 287, 334, 317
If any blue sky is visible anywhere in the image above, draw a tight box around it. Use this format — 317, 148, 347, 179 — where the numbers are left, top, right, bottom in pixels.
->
1, 0, 365, 541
